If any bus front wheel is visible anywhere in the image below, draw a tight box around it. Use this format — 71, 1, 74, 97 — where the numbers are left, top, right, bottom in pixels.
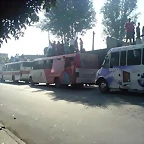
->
1, 76, 5, 82
12, 76, 18, 83
98, 79, 110, 93
29, 77, 35, 86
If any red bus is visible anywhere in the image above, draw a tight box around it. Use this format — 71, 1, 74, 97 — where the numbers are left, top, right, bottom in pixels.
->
29, 53, 98, 88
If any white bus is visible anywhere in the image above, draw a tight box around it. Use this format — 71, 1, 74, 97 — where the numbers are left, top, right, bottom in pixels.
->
0, 61, 32, 83
95, 44, 144, 93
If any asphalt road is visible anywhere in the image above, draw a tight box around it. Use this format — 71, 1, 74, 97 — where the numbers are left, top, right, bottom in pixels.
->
0, 82, 144, 144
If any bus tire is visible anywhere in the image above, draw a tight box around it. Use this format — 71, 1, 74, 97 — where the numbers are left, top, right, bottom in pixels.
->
98, 78, 110, 93
1, 76, 5, 82
25, 80, 29, 84
46, 83, 50, 86
29, 76, 35, 86
12, 76, 17, 83
54, 78, 61, 88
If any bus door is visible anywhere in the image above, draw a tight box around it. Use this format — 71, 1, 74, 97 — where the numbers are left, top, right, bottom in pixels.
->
12, 63, 21, 81
51, 58, 64, 83
109, 51, 122, 89
31, 61, 41, 83
36, 60, 45, 83
21, 62, 31, 80
126, 49, 142, 90
43, 59, 53, 83
119, 51, 131, 89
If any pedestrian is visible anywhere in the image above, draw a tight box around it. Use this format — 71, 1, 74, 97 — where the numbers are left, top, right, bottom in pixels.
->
51, 41, 56, 56
69, 38, 75, 53
56, 41, 61, 55
47, 44, 52, 57
132, 21, 135, 44
79, 38, 83, 52
81, 48, 86, 53
142, 26, 144, 44
74, 37, 78, 52
125, 18, 134, 44
64, 39, 69, 54
136, 22, 141, 44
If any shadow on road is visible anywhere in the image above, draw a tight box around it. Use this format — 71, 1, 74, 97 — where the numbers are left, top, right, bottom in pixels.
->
30, 84, 144, 108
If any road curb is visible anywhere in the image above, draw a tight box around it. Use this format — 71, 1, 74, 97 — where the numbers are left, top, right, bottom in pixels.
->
0, 123, 25, 144
3, 129, 26, 144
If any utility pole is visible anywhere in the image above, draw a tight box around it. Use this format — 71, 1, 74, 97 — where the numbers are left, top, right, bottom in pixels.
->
92, 31, 95, 50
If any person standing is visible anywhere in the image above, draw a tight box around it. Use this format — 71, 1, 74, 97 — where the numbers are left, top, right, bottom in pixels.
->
132, 21, 135, 44
56, 41, 61, 55
125, 18, 134, 44
79, 38, 83, 52
74, 37, 78, 52
142, 26, 144, 44
69, 38, 75, 53
136, 22, 141, 39
64, 39, 69, 54
136, 22, 141, 44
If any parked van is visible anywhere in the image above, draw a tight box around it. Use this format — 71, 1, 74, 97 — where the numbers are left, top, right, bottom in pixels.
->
95, 44, 144, 93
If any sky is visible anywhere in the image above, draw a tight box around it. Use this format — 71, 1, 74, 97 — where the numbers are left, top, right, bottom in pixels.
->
0, 0, 144, 57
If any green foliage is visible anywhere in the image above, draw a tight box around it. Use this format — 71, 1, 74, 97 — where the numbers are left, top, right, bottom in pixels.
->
0, 0, 57, 47
101, 0, 139, 40
38, 0, 96, 39
0, 56, 9, 64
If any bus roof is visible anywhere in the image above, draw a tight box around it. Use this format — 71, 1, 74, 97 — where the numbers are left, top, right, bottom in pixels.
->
4, 61, 30, 65
108, 43, 144, 54
33, 53, 77, 61
33, 53, 98, 62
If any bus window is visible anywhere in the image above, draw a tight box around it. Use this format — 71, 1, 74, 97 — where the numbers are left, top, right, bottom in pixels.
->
110, 52, 119, 68
7, 65, 11, 71
120, 51, 126, 66
22, 62, 31, 67
79, 53, 97, 69
15, 63, 20, 71
127, 49, 141, 65
64, 57, 74, 68
43, 59, 53, 69
5, 65, 8, 71
102, 56, 109, 68
12, 64, 15, 71
33, 61, 39, 70
2, 66, 6, 71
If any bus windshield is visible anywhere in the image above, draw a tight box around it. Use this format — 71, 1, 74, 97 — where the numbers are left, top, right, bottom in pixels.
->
79, 53, 98, 69
22, 62, 32, 67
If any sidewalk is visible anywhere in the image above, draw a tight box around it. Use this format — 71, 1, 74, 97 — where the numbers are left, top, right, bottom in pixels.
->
0, 123, 25, 144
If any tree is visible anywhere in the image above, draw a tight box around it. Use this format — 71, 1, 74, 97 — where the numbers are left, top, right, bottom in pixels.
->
0, 55, 9, 64
38, 0, 96, 40
0, 0, 56, 47
101, 0, 139, 40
